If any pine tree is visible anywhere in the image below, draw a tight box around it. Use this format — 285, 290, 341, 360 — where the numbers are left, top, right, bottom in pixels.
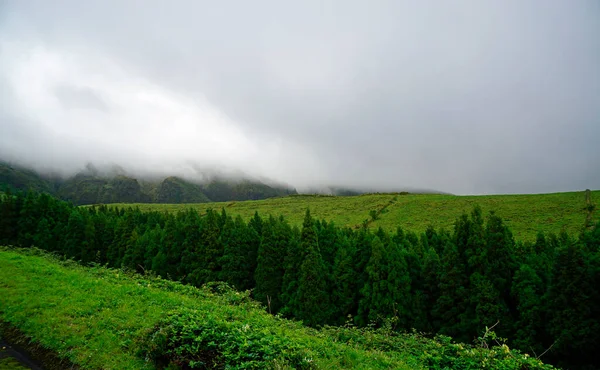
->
280, 228, 302, 317
434, 229, 470, 342
511, 264, 545, 354
122, 227, 147, 272
420, 244, 441, 332
357, 236, 410, 328
143, 225, 163, 271
92, 211, 114, 264
331, 235, 359, 324
18, 192, 40, 247
0, 189, 20, 245
317, 220, 339, 272
64, 209, 87, 260
80, 211, 97, 263
33, 217, 52, 250
188, 209, 223, 285
220, 216, 258, 291
254, 217, 289, 313
248, 211, 263, 236
294, 209, 331, 326
545, 239, 600, 368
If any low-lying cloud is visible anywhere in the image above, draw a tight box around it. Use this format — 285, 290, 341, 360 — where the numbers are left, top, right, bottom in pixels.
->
1, 1, 599, 194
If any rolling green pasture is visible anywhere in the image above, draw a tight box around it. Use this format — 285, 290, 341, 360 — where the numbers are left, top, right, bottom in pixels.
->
372, 191, 595, 241
111, 194, 396, 230
106, 190, 598, 241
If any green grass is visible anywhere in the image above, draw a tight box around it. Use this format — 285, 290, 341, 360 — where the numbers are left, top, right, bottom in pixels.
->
0, 248, 415, 369
107, 190, 599, 241
114, 194, 396, 230
0, 248, 554, 369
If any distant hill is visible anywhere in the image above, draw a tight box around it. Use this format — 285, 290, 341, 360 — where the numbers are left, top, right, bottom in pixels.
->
56, 173, 151, 205
0, 162, 296, 205
155, 176, 211, 203
0, 162, 57, 194
114, 190, 599, 242
303, 185, 449, 196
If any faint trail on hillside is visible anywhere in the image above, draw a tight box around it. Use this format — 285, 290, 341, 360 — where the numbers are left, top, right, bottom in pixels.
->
354, 195, 398, 229
585, 189, 595, 230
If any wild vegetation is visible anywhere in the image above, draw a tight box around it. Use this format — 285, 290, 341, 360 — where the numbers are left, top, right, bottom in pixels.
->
0, 248, 555, 369
112, 190, 597, 241
1, 190, 598, 369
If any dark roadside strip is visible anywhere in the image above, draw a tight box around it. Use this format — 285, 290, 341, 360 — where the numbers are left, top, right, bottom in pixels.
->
0, 337, 41, 370
0, 322, 78, 370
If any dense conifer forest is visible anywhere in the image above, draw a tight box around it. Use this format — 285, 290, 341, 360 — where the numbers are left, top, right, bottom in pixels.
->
1, 190, 599, 369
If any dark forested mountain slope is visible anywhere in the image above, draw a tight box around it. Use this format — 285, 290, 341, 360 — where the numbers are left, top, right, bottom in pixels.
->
155, 176, 211, 203
0, 162, 296, 205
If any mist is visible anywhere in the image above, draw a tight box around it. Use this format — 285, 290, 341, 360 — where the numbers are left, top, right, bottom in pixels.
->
1, 1, 599, 194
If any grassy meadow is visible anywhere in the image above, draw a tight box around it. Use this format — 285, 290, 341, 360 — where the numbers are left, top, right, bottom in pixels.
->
0, 248, 555, 369
105, 190, 598, 241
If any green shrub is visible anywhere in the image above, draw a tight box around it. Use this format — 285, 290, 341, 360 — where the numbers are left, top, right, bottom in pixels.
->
142, 308, 313, 369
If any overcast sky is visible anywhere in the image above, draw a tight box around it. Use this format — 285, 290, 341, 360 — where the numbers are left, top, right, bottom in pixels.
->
1, 1, 599, 194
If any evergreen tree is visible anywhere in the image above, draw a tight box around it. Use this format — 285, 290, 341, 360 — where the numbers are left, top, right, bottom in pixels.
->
254, 217, 289, 313
280, 228, 302, 317
353, 227, 373, 296
420, 244, 441, 332
545, 239, 600, 368
294, 210, 331, 326
79, 211, 97, 263
0, 189, 20, 245
187, 209, 222, 285
511, 264, 545, 355
17, 192, 40, 247
248, 211, 263, 236
331, 235, 359, 325
357, 237, 410, 328
33, 217, 52, 250
64, 209, 88, 260
434, 229, 470, 342
317, 220, 339, 272
143, 225, 163, 271
220, 215, 258, 291
122, 227, 147, 272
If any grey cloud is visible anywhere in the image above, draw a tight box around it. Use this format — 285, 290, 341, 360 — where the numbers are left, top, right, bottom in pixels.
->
1, 1, 599, 194
54, 85, 109, 112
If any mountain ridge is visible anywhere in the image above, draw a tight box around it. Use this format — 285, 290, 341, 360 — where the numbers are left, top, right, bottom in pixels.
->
0, 161, 297, 205
0, 160, 449, 204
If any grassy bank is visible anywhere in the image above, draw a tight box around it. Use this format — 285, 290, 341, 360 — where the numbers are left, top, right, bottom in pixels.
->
105, 190, 598, 241
0, 248, 554, 369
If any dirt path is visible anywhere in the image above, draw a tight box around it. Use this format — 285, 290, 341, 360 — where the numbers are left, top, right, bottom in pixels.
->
0, 336, 43, 370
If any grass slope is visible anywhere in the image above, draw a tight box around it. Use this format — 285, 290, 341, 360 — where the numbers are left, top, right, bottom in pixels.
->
110, 190, 598, 241
0, 249, 554, 370
0, 249, 414, 369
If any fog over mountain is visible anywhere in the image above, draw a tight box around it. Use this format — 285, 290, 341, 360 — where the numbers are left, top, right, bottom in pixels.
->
1, 1, 599, 195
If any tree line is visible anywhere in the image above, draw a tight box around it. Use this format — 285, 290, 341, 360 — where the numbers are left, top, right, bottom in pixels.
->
1, 190, 598, 369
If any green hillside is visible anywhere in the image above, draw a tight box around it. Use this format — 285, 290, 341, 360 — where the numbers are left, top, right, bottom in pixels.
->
0, 162, 56, 194
0, 248, 554, 369
154, 176, 211, 203
112, 190, 598, 241
57, 173, 151, 205
0, 162, 296, 205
